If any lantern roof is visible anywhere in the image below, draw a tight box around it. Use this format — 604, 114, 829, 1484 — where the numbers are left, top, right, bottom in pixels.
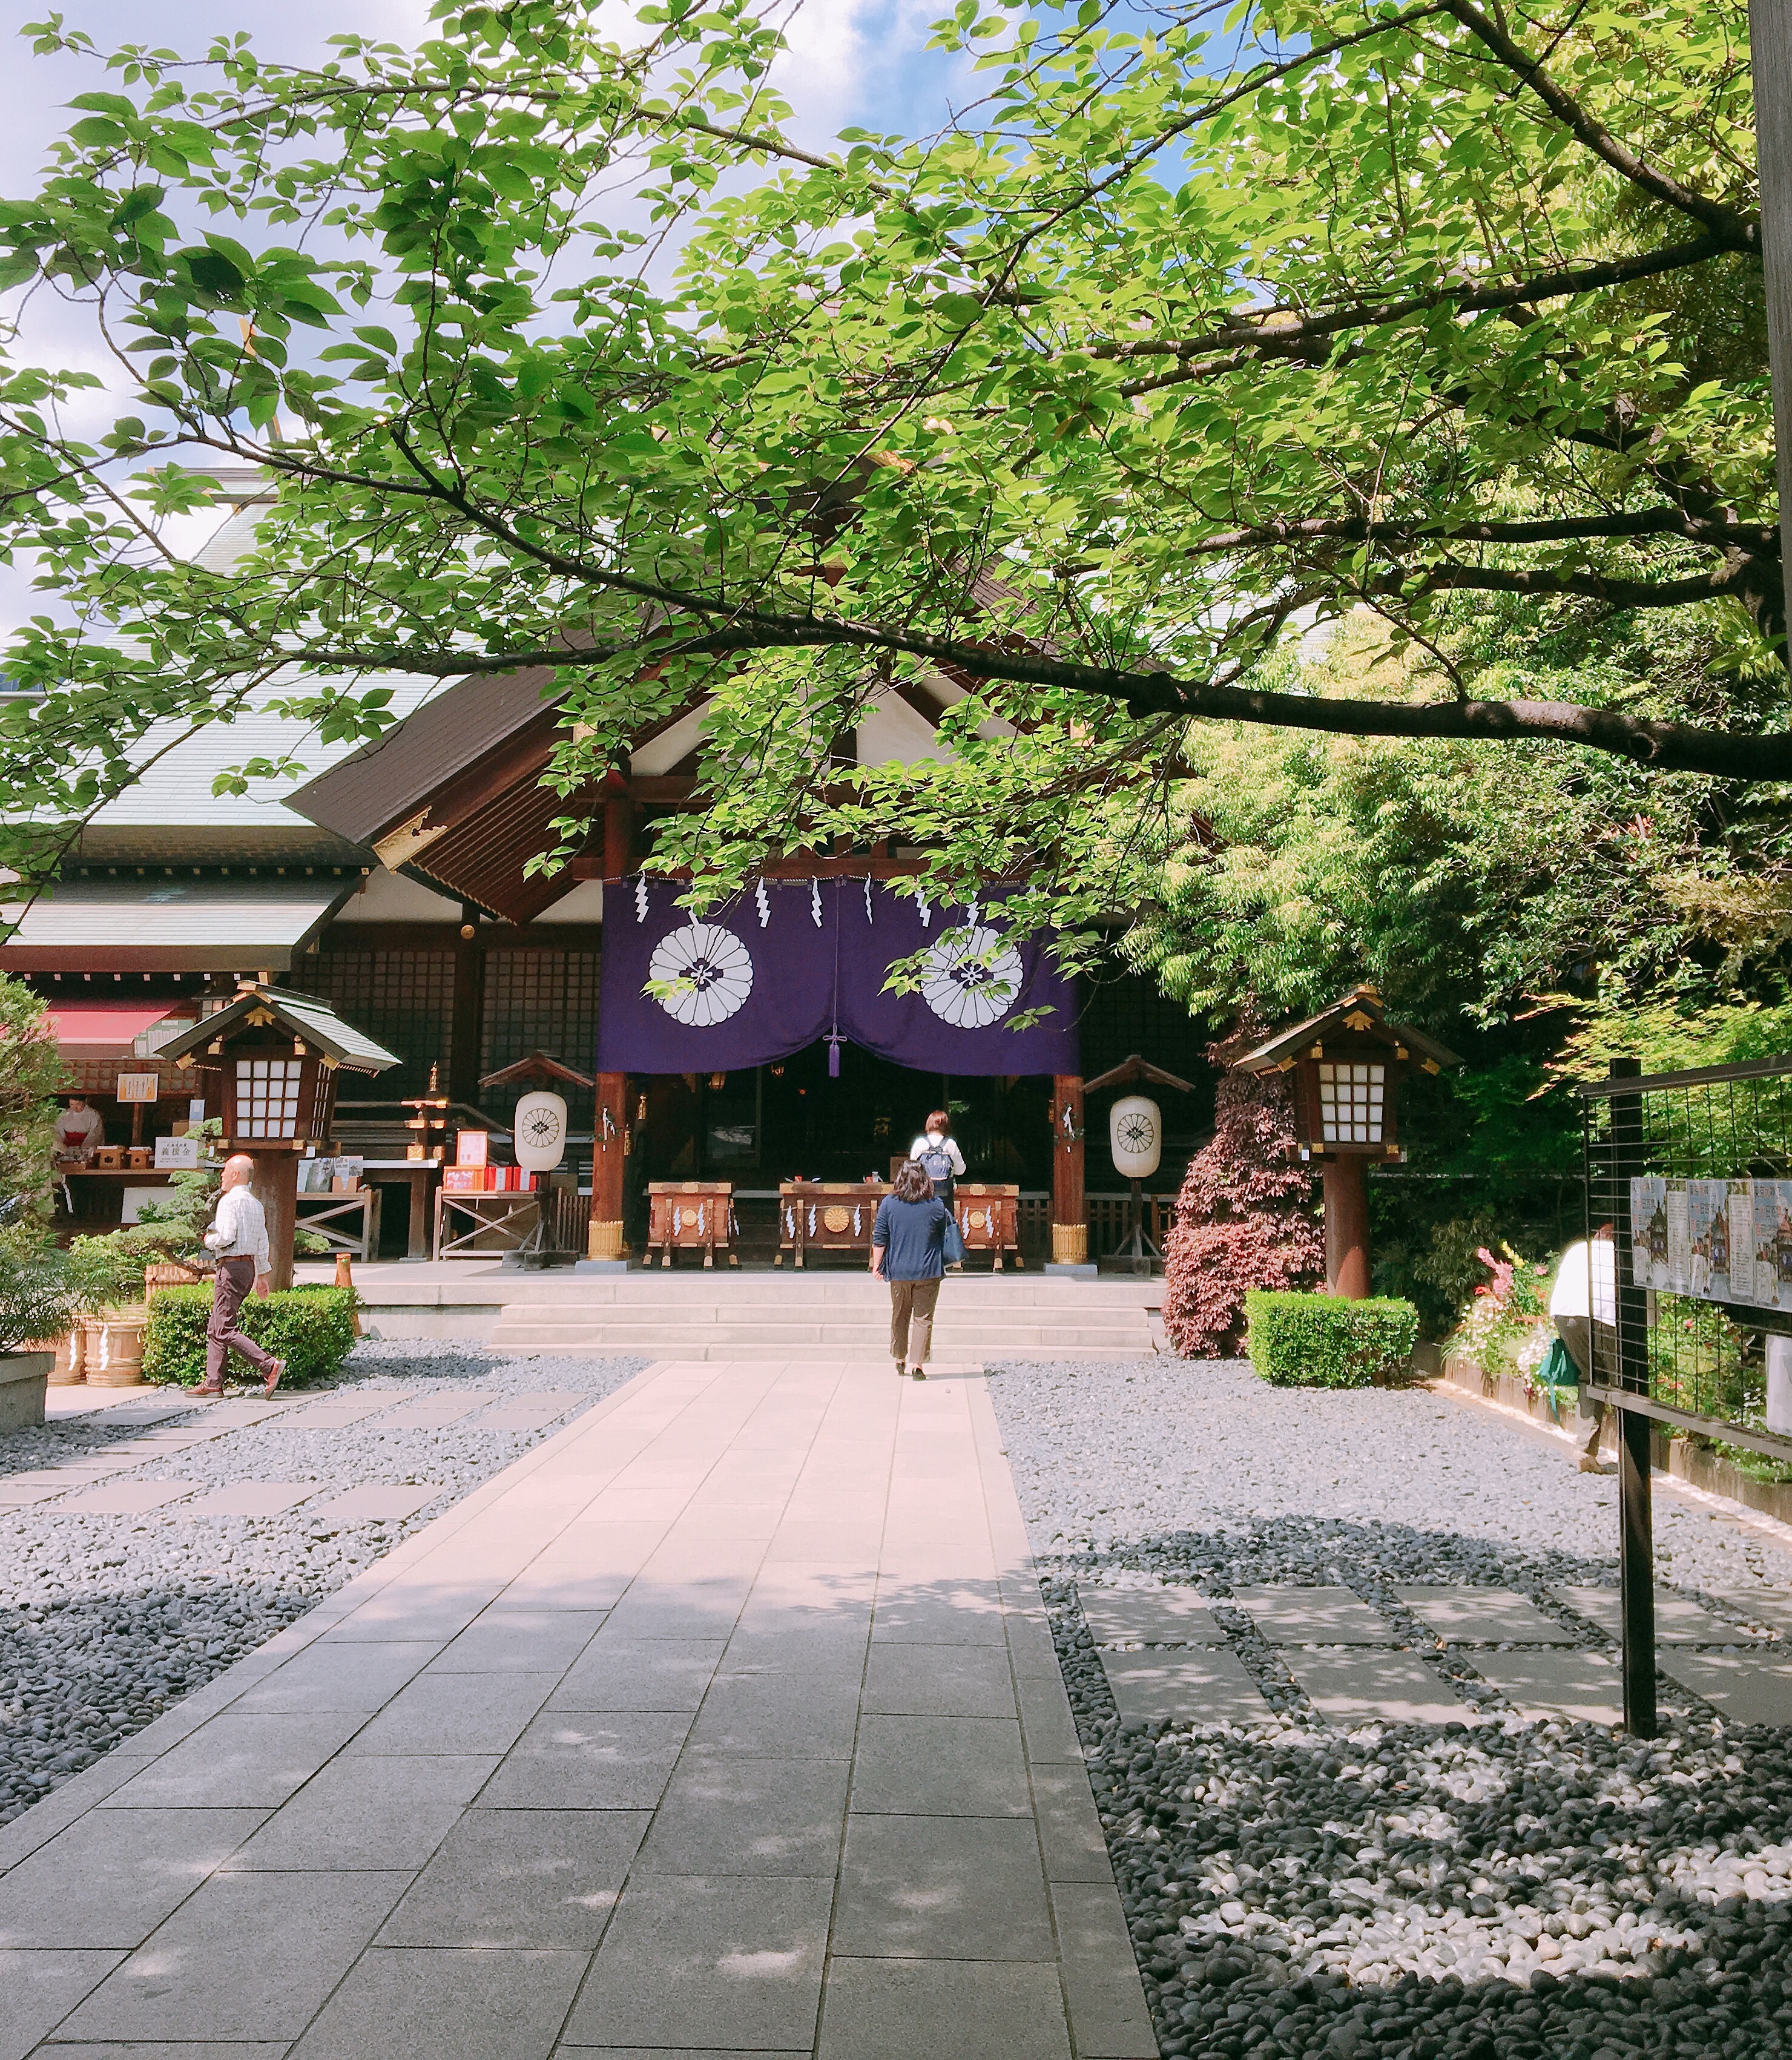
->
479, 1050, 596, 1091
1232, 985, 1461, 1076
154, 982, 400, 1076
1082, 1053, 1199, 1095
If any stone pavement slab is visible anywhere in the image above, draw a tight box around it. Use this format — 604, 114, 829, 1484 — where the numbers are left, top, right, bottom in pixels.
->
1232, 1585, 1398, 1644
306, 1484, 443, 1527
0, 1356, 1150, 2060
1282, 1651, 1468, 1726
58, 1479, 194, 1515
1556, 1585, 1757, 1643
1079, 1585, 1225, 1646
1659, 1650, 1792, 1722
1099, 1647, 1268, 1726
1395, 1587, 1575, 1644
174, 1481, 321, 1519
1466, 1650, 1624, 1724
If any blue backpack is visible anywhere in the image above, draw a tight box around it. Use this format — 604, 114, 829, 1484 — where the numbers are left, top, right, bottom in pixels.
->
918, 1142, 954, 1185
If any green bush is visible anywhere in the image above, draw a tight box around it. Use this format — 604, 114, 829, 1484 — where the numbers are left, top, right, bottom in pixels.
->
142, 1284, 359, 1389
1244, 1289, 1420, 1389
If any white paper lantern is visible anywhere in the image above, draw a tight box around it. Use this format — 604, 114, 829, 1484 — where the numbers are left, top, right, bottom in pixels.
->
513, 1090, 569, 1172
1108, 1094, 1162, 1180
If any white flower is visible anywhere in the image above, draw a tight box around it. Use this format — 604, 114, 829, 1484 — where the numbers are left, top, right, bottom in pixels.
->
920, 924, 1024, 1028
648, 922, 754, 1026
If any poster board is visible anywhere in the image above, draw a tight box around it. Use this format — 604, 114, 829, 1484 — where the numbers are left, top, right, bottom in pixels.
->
1632, 1176, 1792, 1310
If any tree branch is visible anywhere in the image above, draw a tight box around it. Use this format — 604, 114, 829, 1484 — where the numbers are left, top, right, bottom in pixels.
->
1182, 508, 1776, 554
1437, 0, 1759, 252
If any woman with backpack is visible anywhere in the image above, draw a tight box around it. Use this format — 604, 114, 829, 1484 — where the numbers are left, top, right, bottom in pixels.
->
872, 1158, 958, 1379
909, 1110, 965, 1208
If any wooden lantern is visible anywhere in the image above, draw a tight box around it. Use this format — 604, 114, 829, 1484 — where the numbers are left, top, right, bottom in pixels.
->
1235, 986, 1460, 1300
156, 984, 398, 1288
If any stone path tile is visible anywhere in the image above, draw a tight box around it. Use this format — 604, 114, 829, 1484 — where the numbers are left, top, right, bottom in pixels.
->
1283, 1651, 1468, 1726
1556, 1584, 1757, 1644
1466, 1650, 1624, 1724
219, 1754, 495, 1872
305, 1485, 443, 1527
286, 1946, 587, 2060
849, 1714, 1030, 1817
234, 1640, 439, 1715
1231, 1585, 1398, 1645
0, 1948, 124, 2060
173, 1482, 321, 1519
99, 1713, 369, 1810
1395, 1587, 1575, 1644
0, 1806, 266, 1949
56, 1872, 412, 2041
427, 1610, 606, 1674
1079, 1586, 1226, 1646
1050, 1878, 1164, 2059
636, 1755, 849, 1876
1659, 1650, 1792, 1723
58, 1480, 195, 1515
834, 1812, 1054, 1959
816, 1958, 1072, 2060
549, 1636, 725, 1713
562, 1874, 832, 2051
474, 1392, 582, 1430
477, 1711, 692, 1809
345, 1671, 559, 1757
374, 1395, 493, 1429
861, 1641, 1016, 1719
379, 1808, 648, 1948
1099, 1648, 1269, 1727
0, 1357, 1150, 2060
1715, 1588, 1792, 1637
287, 1397, 403, 1427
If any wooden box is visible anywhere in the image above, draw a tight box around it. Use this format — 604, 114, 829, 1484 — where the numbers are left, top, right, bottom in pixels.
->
778, 1181, 888, 1267
647, 1181, 737, 1268
954, 1183, 1024, 1270
94, 1146, 124, 1170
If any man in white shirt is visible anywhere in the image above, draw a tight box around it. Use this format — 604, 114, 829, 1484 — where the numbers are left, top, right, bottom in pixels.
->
199, 1154, 285, 1396
1550, 1227, 1617, 1473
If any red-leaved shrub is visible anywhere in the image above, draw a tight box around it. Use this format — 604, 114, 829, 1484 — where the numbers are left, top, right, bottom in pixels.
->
1161, 1042, 1323, 1357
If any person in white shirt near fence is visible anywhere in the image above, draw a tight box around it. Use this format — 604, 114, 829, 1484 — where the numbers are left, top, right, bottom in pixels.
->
199, 1156, 285, 1397
1550, 1225, 1617, 1474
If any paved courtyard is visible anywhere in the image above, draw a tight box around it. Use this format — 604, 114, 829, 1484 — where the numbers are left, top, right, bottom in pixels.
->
0, 1358, 1155, 2060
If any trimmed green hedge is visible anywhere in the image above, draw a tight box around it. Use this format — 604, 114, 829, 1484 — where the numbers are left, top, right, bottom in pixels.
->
1244, 1289, 1420, 1389
142, 1284, 359, 1389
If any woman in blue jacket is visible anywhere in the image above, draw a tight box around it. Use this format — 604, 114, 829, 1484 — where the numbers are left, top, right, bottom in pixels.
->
872, 1158, 951, 1380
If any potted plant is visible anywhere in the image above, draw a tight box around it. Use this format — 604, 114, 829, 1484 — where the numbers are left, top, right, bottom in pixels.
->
0, 1234, 83, 1429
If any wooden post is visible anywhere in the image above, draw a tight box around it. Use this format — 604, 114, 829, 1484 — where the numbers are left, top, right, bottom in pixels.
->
604, 786, 635, 882
1050, 1074, 1087, 1266
246, 1149, 299, 1292
1753, 1, 1792, 567
448, 910, 485, 1114
586, 1070, 629, 1262
1321, 1157, 1371, 1299
1609, 1055, 1658, 1737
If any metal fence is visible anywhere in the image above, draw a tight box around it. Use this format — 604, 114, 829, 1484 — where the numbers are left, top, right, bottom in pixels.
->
1578, 1053, 1792, 1733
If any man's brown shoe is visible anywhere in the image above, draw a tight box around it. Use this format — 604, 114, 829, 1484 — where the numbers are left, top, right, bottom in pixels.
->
265, 1358, 286, 1395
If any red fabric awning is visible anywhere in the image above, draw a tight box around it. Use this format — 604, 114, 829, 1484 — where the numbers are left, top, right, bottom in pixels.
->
45, 1002, 175, 1047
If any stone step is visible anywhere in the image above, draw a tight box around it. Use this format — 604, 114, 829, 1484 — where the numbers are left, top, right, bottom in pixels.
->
488, 1321, 1149, 1349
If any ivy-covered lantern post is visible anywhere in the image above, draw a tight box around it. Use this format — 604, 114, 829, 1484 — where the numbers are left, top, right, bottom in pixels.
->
1234, 986, 1460, 1300
158, 983, 399, 1290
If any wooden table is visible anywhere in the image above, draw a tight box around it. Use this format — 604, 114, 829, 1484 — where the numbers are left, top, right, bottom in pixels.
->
778, 1181, 889, 1267
359, 1159, 441, 1261
953, 1182, 1024, 1270
433, 1188, 544, 1261
646, 1181, 738, 1268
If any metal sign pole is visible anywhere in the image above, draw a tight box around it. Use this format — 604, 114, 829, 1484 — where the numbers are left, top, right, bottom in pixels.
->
1607, 1056, 1657, 1737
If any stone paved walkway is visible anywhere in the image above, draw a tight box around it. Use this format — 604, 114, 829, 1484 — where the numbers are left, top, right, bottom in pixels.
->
0, 1359, 1155, 2060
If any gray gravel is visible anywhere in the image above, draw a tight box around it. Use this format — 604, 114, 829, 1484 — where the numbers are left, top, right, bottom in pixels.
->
988, 1356, 1792, 2060
0, 1343, 644, 1826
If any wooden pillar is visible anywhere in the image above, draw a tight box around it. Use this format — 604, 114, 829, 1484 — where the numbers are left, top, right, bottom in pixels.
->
448, 909, 485, 1114
604, 787, 635, 881
587, 1071, 629, 1262
1050, 1074, 1087, 1266
1322, 1157, 1370, 1299
246, 1149, 299, 1292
